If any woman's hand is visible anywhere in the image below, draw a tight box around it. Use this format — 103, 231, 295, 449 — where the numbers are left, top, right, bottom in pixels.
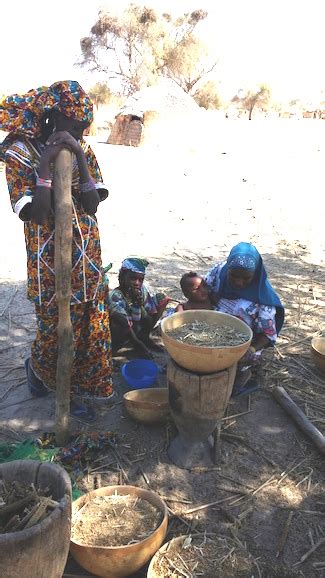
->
80, 189, 100, 215
30, 188, 51, 225
39, 131, 83, 168
245, 346, 258, 362
45, 131, 83, 156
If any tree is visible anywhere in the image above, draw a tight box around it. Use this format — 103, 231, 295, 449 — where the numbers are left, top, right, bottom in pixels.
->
289, 99, 301, 107
232, 85, 271, 119
88, 82, 112, 109
79, 5, 217, 96
163, 35, 217, 94
192, 80, 221, 109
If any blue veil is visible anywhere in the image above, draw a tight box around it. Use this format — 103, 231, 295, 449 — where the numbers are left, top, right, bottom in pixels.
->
218, 242, 285, 333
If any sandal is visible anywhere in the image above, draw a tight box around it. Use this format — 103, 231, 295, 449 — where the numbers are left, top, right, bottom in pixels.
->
70, 399, 96, 422
25, 358, 49, 398
232, 379, 260, 398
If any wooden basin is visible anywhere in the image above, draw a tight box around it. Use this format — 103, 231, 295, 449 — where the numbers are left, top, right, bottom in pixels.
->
147, 535, 187, 578
0, 460, 71, 578
161, 310, 252, 373
311, 336, 325, 373
123, 388, 169, 425
167, 358, 236, 468
70, 485, 168, 578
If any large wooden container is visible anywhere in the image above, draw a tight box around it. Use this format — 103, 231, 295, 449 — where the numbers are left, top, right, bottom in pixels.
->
167, 358, 236, 468
167, 358, 236, 441
311, 336, 325, 373
161, 310, 252, 373
70, 485, 168, 578
123, 388, 169, 425
147, 535, 186, 577
0, 460, 71, 578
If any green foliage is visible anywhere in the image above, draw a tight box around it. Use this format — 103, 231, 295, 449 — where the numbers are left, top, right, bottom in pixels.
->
193, 80, 221, 109
79, 5, 217, 96
88, 82, 112, 108
0, 440, 58, 464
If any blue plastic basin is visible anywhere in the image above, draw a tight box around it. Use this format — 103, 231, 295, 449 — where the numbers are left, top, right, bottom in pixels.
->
122, 359, 159, 389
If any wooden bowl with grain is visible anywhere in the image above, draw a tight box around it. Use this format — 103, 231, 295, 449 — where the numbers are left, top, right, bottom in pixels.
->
160, 310, 252, 374
311, 336, 325, 373
123, 388, 169, 425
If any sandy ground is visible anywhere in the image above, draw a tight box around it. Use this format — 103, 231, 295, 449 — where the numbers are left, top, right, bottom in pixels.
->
0, 118, 325, 576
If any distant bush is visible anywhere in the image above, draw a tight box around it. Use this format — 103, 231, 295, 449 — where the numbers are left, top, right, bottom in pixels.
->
193, 81, 221, 110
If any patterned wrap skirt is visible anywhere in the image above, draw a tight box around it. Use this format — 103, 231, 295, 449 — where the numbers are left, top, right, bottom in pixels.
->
31, 283, 113, 398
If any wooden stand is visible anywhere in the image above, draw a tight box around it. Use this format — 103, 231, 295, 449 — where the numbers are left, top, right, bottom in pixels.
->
54, 150, 73, 447
167, 358, 236, 469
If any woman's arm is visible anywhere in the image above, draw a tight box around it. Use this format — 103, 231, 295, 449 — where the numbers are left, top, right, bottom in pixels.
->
83, 143, 109, 202
204, 262, 224, 304
4, 149, 35, 222
45, 132, 101, 215
31, 135, 81, 224
110, 310, 153, 358
251, 333, 273, 351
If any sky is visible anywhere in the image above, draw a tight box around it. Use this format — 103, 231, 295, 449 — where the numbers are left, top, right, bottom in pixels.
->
1, 0, 325, 104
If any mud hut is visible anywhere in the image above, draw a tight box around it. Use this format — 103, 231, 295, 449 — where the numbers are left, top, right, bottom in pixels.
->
108, 79, 200, 147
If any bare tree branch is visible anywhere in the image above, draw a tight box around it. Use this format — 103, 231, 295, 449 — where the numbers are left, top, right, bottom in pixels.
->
78, 5, 216, 96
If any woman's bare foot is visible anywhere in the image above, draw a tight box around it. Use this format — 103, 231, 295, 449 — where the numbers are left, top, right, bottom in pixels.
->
235, 368, 252, 388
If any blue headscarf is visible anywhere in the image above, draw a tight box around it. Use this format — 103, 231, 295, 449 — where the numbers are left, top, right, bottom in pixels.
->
120, 257, 149, 274
219, 242, 284, 333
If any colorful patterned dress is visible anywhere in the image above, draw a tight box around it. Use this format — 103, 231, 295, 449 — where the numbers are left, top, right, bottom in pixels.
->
205, 262, 278, 343
3, 137, 113, 398
108, 284, 169, 333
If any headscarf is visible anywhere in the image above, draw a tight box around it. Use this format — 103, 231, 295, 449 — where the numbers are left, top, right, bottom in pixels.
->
218, 242, 284, 333
227, 251, 258, 271
0, 80, 93, 139
120, 257, 149, 275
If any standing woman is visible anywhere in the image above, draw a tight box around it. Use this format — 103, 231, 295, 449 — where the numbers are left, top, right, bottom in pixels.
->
205, 242, 285, 395
0, 80, 113, 420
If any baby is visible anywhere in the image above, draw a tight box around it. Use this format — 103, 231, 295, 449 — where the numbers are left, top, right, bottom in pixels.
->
175, 272, 213, 312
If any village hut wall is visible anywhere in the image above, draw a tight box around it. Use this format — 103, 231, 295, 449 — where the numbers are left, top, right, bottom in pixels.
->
107, 79, 200, 148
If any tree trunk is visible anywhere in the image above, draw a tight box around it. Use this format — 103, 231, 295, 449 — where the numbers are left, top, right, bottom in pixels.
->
54, 149, 73, 446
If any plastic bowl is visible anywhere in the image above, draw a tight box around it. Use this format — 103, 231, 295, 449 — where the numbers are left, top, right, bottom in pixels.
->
160, 310, 253, 374
123, 388, 169, 425
311, 336, 325, 373
122, 359, 159, 389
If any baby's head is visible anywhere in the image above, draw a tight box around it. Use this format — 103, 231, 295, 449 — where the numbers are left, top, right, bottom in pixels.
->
180, 272, 210, 303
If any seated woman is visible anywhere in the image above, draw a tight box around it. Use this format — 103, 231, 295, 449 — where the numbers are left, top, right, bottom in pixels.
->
175, 272, 213, 312
108, 257, 171, 358
205, 242, 285, 395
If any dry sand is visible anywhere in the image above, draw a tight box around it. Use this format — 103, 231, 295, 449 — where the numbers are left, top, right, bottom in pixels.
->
0, 118, 325, 576
2, 119, 324, 282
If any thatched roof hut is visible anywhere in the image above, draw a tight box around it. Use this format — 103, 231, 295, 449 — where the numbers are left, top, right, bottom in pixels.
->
108, 79, 200, 146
